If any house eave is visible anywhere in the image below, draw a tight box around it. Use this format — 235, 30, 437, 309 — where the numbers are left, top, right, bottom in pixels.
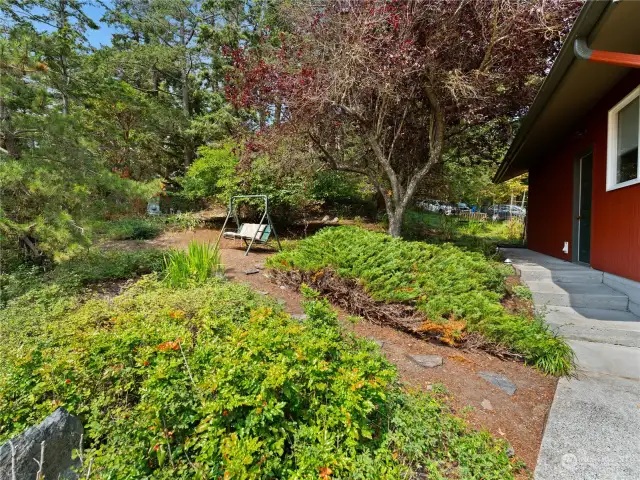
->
494, 0, 639, 183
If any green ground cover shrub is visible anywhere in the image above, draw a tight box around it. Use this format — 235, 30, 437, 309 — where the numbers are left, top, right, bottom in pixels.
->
267, 227, 573, 375
0, 277, 520, 479
53, 248, 165, 285
164, 212, 204, 231
164, 241, 224, 288
91, 217, 165, 240
90, 213, 204, 243
0, 248, 165, 306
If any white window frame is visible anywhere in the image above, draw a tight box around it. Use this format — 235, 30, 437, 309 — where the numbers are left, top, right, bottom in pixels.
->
607, 84, 640, 191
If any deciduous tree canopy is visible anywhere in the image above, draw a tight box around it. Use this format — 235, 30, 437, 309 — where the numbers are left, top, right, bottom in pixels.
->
227, 0, 580, 235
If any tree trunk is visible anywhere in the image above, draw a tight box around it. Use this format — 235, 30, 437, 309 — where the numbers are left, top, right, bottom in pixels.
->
152, 68, 159, 97
373, 183, 405, 238
387, 206, 404, 238
0, 96, 18, 157
58, 0, 70, 115
274, 102, 282, 126
180, 20, 192, 169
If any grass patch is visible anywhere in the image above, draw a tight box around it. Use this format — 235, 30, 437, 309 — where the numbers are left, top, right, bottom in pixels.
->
267, 226, 573, 376
0, 276, 521, 479
401, 210, 525, 252
164, 241, 224, 288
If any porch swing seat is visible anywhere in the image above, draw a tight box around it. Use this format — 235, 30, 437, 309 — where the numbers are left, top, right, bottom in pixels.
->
215, 194, 281, 256
222, 223, 272, 243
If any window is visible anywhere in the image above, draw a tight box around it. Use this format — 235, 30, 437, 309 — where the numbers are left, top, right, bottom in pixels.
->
607, 85, 640, 191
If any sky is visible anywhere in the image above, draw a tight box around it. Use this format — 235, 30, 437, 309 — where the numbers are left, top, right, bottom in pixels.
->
83, 3, 116, 48
29, 2, 117, 48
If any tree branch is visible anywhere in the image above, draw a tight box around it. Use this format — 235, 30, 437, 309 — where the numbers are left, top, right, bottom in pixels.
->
400, 83, 445, 210
365, 129, 403, 207
308, 131, 369, 176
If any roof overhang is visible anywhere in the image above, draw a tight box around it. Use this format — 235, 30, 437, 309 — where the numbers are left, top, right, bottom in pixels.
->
494, 0, 640, 182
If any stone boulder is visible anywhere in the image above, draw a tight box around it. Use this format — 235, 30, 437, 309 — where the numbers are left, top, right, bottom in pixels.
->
0, 408, 83, 480
407, 354, 443, 368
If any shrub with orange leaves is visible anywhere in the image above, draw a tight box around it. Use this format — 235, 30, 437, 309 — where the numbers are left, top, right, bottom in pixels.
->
319, 466, 333, 479
156, 338, 182, 352
1, 275, 521, 478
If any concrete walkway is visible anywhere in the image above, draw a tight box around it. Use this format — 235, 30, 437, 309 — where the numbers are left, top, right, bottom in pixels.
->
501, 248, 640, 480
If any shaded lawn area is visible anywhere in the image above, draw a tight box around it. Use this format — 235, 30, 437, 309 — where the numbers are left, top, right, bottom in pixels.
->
401, 210, 526, 253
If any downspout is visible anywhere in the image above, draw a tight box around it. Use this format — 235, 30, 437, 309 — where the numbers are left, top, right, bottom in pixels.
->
574, 38, 640, 68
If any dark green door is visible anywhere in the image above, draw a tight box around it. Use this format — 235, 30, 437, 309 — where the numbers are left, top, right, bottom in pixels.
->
578, 153, 592, 264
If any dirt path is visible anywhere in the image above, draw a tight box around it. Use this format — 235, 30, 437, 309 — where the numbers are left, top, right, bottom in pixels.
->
107, 228, 557, 471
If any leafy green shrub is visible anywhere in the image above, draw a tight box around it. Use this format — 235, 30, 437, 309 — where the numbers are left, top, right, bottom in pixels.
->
504, 218, 525, 242
91, 217, 164, 240
182, 145, 323, 222
1, 247, 165, 305
0, 278, 519, 479
0, 248, 166, 346
164, 241, 223, 288
512, 284, 533, 301
439, 215, 460, 241
53, 248, 165, 287
462, 220, 487, 236
310, 170, 371, 205
164, 212, 204, 231
180, 144, 238, 201
267, 227, 573, 375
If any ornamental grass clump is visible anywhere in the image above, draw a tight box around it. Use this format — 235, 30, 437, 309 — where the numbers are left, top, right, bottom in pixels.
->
267, 226, 573, 376
164, 241, 224, 287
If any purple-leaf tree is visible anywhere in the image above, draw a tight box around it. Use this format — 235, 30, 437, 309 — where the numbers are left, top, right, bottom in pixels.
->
226, 0, 580, 236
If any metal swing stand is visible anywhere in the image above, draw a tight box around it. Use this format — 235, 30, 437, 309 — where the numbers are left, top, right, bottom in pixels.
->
215, 195, 282, 256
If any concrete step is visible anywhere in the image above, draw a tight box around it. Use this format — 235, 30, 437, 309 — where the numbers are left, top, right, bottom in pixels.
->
544, 306, 640, 348
528, 281, 629, 311
568, 339, 640, 380
534, 374, 640, 480
517, 265, 604, 284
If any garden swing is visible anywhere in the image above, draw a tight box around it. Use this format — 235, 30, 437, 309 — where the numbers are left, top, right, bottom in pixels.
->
215, 195, 281, 255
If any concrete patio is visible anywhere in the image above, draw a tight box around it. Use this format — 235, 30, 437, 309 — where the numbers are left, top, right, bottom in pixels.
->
501, 248, 640, 480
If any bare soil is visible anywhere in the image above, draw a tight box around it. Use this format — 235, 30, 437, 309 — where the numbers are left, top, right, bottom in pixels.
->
106, 227, 557, 471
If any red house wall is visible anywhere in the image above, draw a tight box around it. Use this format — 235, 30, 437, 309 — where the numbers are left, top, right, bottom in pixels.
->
528, 70, 640, 282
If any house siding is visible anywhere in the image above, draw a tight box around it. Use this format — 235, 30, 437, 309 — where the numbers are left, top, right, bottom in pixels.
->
528, 69, 640, 282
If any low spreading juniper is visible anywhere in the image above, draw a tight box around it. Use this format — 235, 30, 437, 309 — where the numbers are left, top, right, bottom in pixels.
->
267, 226, 573, 375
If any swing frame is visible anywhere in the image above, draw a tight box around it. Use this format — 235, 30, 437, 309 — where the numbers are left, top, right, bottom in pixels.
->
215, 195, 282, 256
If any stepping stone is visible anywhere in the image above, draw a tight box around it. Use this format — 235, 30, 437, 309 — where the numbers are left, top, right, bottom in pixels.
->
245, 269, 260, 275
478, 372, 517, 396
254, 264, 265, 270
481, 399, 494, 411
291, 314, 308, 322
407, 354, 443, 368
